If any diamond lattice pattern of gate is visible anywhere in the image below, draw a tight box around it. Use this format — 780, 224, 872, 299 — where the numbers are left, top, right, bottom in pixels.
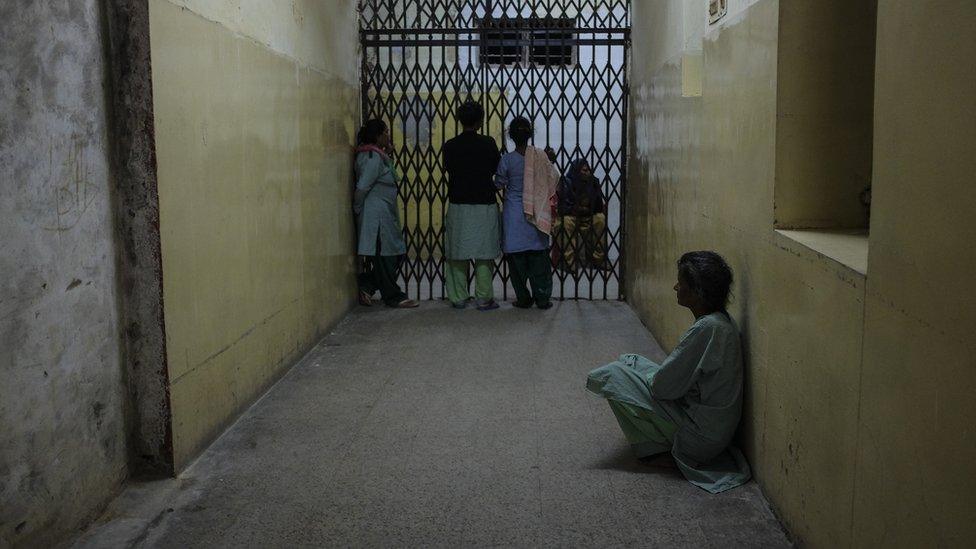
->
360, 0, 630, 300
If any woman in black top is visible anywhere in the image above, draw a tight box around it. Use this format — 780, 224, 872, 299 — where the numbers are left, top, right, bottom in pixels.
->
441, 101, 502, 310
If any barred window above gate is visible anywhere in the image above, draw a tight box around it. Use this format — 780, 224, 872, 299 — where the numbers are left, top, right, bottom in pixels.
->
479, 17, 576, 67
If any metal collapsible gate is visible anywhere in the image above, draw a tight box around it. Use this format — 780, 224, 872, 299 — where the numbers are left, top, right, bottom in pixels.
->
359, 0, 630, 300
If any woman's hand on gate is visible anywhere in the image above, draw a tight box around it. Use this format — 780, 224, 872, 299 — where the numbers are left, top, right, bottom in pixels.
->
545, 146, 557, 163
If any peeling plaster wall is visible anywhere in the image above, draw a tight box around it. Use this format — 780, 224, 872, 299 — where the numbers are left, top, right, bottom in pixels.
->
628, 0, 976, 546
0, 1, 128, 546
163, 0, 359, 84
147, 0, 360, 469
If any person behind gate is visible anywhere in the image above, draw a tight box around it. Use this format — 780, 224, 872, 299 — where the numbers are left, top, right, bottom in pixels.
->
353, 119, 418, 309
553, 158, 608, 271
442, 100, 502, 311
495, 116, 560, 309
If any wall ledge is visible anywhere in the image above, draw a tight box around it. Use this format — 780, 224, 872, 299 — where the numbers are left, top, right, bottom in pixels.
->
775, 229, 868, 276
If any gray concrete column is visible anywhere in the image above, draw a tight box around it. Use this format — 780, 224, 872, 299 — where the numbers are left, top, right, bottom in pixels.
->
102, 0, 173, 477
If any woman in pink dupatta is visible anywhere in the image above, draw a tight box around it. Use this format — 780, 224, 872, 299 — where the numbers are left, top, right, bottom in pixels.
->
353, 120, 418, 308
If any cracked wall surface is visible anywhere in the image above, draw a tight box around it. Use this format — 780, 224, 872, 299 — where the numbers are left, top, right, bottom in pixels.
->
0, 1, 128, 546
1, 0, 362, 543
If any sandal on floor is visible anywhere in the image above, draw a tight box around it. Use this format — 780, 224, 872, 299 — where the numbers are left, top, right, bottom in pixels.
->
395, 298, 419, 308
476, 299, 500, 311
358, 290, 373, 306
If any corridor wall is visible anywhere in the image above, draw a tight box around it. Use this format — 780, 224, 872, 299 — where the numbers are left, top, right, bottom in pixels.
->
147, 0, 360, 469
627, 0, 975, 546
0, 3, 129, 546
853, 2, 975, 545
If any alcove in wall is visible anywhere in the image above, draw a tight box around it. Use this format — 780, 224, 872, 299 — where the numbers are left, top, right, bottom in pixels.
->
774, 0, 878, 274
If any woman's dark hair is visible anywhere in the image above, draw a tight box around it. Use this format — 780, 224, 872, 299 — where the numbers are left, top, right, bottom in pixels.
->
677, 251, 734, 312
508, 116, 533, 144
357, 119, 387, 146
569, 158, 591, 180
457, 100, 484, 128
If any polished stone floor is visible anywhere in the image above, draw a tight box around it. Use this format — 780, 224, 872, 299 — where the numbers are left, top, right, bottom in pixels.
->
75, 301, 791, 548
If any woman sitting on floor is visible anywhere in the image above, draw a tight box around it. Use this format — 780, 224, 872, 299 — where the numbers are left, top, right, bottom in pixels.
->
586, 251, 751, 493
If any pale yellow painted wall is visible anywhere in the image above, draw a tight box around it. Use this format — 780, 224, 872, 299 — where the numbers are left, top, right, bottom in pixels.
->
853, 2, 976, 546
148, 0, 360, 468
629, 0, 974, 546
774, 1, 875, 229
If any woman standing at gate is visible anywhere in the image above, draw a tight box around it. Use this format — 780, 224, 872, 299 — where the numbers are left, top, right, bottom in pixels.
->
495, 116, 560, 309
442, 100, 502, 310
353, 119, 418, 308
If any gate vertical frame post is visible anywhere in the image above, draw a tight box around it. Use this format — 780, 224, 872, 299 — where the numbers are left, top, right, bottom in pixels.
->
618, 0, 631, 301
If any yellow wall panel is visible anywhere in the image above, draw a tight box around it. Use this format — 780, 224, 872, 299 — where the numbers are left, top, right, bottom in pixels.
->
774, 1, 875, 230
149, 0, 358, 468
630, 0, 866, 546
630, 0, 976, 546
854, 1, 976, 546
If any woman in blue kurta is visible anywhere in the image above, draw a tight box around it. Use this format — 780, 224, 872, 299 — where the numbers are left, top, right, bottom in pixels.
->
587, 251, 752, 493
353, 120, 418, 308
495, 117, 559, 309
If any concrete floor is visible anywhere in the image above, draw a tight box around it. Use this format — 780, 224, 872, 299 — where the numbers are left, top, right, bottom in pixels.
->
74, 301, 791, 548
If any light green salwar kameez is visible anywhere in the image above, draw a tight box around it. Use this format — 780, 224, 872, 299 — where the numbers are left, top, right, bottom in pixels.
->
608, 400, 678, 457
587, 312, 752, 493
445, 260, 493, 303
354, 151, 406, 257
444, 203, 500, 305
354, 150, 408, 306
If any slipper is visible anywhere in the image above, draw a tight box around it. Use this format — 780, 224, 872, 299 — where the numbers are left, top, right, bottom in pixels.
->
395, 299, 419, 308
358, 290, 373, 306
476, 299, 499, 311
